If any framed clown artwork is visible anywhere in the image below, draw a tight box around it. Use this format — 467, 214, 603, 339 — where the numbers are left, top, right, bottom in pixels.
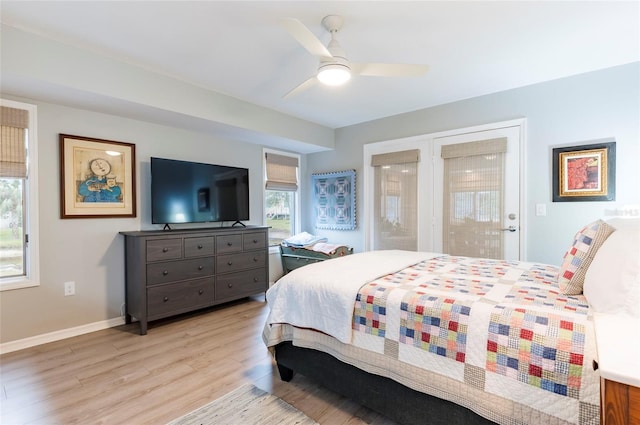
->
59, 134, 136, 218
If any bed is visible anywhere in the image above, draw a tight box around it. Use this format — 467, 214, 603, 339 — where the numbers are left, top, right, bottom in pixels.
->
262, 218, 640, 425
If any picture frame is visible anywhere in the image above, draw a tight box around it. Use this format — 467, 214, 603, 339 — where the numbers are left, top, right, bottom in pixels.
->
60, 134, 136, 218
312, 169, 356, 230
552, 140, 615, 202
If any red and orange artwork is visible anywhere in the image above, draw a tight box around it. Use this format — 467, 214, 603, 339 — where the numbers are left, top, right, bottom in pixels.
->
553, 142, 614, 202
566, 156, 599, 191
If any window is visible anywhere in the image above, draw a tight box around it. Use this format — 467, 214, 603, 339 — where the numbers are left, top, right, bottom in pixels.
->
0, 99, 39, 291
264, 150, 300, 246
371, 149, 420, 251
441, 138, 506, 259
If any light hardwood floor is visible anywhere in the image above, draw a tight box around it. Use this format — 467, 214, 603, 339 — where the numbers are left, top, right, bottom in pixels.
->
1, 296, 397, 425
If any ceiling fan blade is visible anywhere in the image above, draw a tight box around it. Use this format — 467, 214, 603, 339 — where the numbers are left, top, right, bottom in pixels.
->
352, 63, 429, 77
283, 77, 318, 99
281, 18, 333, 59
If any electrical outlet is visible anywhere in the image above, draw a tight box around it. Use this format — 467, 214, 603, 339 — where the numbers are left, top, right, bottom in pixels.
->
64, 281, 75, 296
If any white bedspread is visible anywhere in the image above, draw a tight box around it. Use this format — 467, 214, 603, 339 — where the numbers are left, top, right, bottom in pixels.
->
265, 250, 438, 343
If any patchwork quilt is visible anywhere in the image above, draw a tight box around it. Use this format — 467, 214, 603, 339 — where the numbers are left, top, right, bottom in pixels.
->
263, 252, 600, 425
351, 255, 599, 424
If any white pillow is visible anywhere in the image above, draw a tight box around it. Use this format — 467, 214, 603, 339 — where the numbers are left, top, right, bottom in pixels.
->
606, 217, 640, 230
583, 219, 640, 317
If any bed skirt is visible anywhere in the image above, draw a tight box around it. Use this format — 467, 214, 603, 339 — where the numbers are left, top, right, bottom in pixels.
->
274, 341, 496, 425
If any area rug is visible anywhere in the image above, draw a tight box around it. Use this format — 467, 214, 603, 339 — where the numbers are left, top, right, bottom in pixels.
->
167, 383, 319, 425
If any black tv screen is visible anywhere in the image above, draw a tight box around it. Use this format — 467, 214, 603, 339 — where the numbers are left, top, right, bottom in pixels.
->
151, 157, 249, 225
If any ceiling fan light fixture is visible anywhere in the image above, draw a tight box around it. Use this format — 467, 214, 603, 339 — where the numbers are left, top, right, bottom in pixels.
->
317, 63, 351, 86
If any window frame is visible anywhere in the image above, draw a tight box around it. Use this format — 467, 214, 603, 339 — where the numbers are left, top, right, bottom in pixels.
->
263, 148, 301, 249
0, 99, 40, 291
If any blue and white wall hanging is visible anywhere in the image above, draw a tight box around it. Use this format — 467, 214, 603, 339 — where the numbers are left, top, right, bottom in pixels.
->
312, 169, 356, 230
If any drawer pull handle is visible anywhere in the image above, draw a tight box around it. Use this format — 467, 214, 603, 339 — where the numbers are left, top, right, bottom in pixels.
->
162, 247, 169, 253
227, 242, 233, 246
253, 257, 258, 262
253, 277, 259, 282
198, 265, 203, 270
253, 239, 258, 243
198, 244, 203, 249
162, 270, 169, 276
198, 289, 204, 295
227, 261, 233, 266
163, 297, 169, 302
228, 283, 233, 288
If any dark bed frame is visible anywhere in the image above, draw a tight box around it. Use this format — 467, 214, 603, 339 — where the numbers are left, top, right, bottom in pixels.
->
275, 341, 496, 425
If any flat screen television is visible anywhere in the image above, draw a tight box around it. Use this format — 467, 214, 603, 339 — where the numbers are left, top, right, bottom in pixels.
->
151, 157, 249, 226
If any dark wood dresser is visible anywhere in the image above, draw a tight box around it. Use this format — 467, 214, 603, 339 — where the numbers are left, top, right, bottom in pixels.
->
121, 226, 268, 334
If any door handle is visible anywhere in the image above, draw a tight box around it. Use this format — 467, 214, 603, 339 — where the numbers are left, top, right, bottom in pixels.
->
501, 226, 517, 232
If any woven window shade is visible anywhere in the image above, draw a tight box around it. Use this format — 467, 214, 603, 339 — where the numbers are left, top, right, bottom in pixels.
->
371, 149, 419, 251
0, 106, 29, 178
371, 149, 420, 166
265, 153, 299, 191
441, 138, 507, 159
442, 139, 506, 259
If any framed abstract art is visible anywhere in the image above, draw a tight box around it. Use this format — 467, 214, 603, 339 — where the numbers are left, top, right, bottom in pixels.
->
312, 169, 356, 230
552, 140, 615, 202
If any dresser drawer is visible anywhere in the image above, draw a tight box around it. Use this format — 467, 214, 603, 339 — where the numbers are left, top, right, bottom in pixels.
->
282, 255, 323, 272
147, 278, 214, 319
184, 236, 215, 257
146, 238, 183, 262
147, 257, 215, 285
216, 251, 266, 274
243, 232, 267, 250
215, 269, 267, 302
216, 234, 243, 254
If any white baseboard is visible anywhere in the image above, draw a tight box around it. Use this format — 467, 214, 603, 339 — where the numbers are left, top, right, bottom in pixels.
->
0, 317, 126, 355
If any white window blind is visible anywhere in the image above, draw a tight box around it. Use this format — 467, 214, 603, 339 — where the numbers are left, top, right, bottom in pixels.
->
0, 106, 29, 178
265, 153, 298, 191
441, 138, 507, 259
371, 149, 420, 251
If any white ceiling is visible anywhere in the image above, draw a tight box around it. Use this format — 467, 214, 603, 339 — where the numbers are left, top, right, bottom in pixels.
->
1, 1, 638, 130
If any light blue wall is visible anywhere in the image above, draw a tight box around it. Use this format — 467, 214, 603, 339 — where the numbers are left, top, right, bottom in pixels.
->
304, 63, 640, 265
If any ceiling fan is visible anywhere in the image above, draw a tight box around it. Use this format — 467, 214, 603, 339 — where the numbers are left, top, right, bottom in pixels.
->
281, 15, 429, 98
